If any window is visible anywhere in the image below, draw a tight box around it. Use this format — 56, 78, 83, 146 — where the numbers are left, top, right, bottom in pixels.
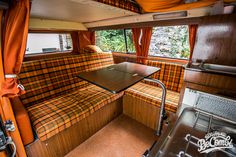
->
95, 29, 135, 53
149, 25, 190, 59
26, 33, 73, 55
125, 29, 135, 53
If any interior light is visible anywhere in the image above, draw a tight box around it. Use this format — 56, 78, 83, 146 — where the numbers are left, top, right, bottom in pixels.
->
153, 11, 187, 20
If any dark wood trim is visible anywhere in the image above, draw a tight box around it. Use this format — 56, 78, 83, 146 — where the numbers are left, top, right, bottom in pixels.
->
183, 69, 236, 98
184, 69, 236, 92
191, 13, 236, 66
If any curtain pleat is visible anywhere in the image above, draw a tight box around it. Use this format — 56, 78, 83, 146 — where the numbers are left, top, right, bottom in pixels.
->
0, 0, 30, 98
71, 31, 80, 53
132, 27, 152, 64
189, 25, 198, 61
78, 31, 95, 50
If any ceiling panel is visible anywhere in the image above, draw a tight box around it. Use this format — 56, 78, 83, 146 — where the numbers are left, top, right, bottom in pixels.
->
30, 0, 138, 23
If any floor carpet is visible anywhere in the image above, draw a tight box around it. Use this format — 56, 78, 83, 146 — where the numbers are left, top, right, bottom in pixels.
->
65, 114, 157, 157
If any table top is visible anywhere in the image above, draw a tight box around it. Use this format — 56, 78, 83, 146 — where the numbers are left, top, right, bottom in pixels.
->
77, 62, 160, 93
108, 62, 160, 77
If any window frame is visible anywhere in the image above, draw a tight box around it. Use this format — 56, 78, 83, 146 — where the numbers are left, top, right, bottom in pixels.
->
95, 26, 189, 61
25, 31, 74, 56
147, 54, 189, 61
148, 25, 190, 60
95, 29, 135, 54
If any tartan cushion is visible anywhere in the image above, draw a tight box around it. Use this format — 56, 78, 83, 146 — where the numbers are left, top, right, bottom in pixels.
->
19, 52, 114, 107
26, 84, 123, 141
125, 82, 180, 113
144, 60, 185, 93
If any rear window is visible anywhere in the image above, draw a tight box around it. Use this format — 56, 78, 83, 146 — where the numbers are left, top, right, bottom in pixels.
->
26, 33, 73, 55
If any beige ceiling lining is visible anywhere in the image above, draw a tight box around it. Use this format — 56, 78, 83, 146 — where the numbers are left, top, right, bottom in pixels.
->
29, 18, 87, 31
30, 0, 138, 23
85, 6, 213, 28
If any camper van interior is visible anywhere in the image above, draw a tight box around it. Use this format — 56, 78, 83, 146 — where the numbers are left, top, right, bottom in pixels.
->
0, 0, 236, 157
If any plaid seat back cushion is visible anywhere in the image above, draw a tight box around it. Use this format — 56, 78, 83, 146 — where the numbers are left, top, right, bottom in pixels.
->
145, 60, 185, 93
19, 53, 114, 107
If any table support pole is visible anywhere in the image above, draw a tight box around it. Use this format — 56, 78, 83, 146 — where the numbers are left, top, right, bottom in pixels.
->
144, 78, 167, 136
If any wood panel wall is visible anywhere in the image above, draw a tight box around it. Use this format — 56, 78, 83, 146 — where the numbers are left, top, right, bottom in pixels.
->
178, 14, 236, 108
184, 70, 236, 93
123, 95, 160, 130
192, 14, 236, 66
25, 98, 122, 157
123, 95, 175, 131
181, 69, 236, 100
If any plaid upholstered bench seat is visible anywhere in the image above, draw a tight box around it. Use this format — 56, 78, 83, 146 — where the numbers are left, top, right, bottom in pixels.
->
123, 61, 185, 130
26, 84, 123, 141
14, 52, 119, 144
124, 60, 185, 114
125, 82, 179, 113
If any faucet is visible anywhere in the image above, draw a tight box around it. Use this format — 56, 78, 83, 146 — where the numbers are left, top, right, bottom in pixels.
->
199, 60, 205, 69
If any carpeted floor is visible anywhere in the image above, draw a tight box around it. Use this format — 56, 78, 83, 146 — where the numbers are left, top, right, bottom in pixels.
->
65, 114, 157, 157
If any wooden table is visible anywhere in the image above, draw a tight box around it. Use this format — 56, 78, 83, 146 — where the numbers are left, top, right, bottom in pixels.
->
77, 62, 160, 93
78, 62, 166, 136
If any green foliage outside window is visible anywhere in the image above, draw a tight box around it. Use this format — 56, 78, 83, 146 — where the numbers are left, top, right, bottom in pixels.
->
95, 29, 135, 53
95, 26, 190, 59
125, 29, 136, 53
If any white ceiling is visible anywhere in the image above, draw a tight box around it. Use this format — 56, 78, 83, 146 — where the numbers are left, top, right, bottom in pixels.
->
30, 0, 138, 23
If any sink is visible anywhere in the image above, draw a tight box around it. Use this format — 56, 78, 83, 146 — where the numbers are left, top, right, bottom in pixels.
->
200, 63, 236, 75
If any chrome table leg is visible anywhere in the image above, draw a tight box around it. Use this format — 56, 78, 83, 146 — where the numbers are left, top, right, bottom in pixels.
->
144, 78, 167, 136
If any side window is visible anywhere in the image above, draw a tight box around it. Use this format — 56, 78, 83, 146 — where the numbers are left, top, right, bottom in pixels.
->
95, 29, 135, 53
149, 25, 190, 59
26, 33, 73, 55
125, 29, 135, 53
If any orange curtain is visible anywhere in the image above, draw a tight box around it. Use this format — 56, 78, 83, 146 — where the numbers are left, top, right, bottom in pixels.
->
189, 24, 198, 61
132, 27, 152, 64
71, 31, 80, 53
78, 31, 95, 50
0, 1, 29, 156
0, 0, 30, 98
136, 0, 218, 12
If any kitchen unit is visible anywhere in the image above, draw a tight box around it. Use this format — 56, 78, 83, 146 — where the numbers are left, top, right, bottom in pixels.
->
143, 13, 236, 157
